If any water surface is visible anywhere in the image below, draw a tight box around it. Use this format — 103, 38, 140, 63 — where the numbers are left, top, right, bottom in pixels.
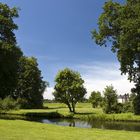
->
1, 114, 140, 131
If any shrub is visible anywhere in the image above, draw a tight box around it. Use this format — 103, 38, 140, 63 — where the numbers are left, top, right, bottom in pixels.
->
115, 103, 123, 113
16, 98, 29, 109
0, 96, 19, 111
122, 101, 133, 113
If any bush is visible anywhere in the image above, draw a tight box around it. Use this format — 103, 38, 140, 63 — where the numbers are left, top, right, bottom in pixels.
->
122, 101, 133, 113
115, 103, 123, 113
0, 96, 19, 111
0, 97, 33, 110
16, 98, 29, 109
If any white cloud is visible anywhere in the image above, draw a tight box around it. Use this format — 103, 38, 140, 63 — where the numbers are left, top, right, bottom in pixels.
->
43, 87, 54, 99
43, 62, 134, 99
78, 62, 134, 98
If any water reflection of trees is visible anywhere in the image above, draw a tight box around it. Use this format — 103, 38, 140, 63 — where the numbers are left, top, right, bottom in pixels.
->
69, 120, 75, 127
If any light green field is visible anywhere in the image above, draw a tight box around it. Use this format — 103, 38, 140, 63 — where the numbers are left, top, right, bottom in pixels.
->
2, 103, 140, 122
0, 119, 140, 140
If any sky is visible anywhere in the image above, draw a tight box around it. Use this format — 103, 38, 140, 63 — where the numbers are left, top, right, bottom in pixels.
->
1, 0, 134, 99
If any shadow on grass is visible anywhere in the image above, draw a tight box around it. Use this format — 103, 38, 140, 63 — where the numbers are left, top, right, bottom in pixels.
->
45, 107, 67, 110
0, 112, 63, 120
74, 112, 95, 115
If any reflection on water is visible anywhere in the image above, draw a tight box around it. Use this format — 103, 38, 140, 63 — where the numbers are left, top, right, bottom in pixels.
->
39, 118, 140, 131
1, 114, 140, 131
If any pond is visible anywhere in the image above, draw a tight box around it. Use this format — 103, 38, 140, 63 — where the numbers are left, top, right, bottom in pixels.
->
1, 114, 140, 132
36, 118, 140, 131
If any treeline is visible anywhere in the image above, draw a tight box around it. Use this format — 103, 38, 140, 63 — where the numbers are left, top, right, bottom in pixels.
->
0, 3, 46, 109
89, 85, 135, 114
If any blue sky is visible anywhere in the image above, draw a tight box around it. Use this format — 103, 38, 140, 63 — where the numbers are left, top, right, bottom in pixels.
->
1, 0, 133, 99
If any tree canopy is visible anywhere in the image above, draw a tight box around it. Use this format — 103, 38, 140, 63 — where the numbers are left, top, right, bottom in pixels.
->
15, 57, 46, 108
89, 91, 102, 108
92, 0, 140, 81
53, 68, 86, 113
0, 3, 22, 99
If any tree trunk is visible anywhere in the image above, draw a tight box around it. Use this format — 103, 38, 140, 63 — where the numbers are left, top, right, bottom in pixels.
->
67, 103, 72, 112
71, 102, 75, 113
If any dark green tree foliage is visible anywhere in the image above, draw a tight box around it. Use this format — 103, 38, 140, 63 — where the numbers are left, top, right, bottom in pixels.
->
133, 94, 140, 114
92, 0, 140, 114
15, 57, 46, 109
0, 3, 22, 99
103, 85, 118, 114
89, 91, 102, 108
53, 68, 86, 113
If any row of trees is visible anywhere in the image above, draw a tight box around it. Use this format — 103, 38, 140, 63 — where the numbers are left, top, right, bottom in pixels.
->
0, 3, 46, 109
89, 85, 135, 114
52, 68, 135, 114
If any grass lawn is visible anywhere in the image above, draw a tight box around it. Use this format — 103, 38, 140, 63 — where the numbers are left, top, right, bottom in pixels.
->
2, 103, 140, 122
0, 119, 140, 140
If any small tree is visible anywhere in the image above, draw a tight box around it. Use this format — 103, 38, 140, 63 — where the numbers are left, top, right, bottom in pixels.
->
53, 68, 86, 113
89, 91, 102, 108
103, 85, 118, 114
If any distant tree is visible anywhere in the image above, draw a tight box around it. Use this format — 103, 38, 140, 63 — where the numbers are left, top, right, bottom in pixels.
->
53, 68, 86, 113
15, 57, 46, 108
0, 3, 22, 99
103, 85, 118, 114
92, 0, 140, 114
89, 91, 102, 108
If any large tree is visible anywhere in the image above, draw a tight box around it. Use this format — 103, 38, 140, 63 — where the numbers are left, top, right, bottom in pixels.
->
53, 68, 86, 113
0, 3, 22, 99
92, 0, 140, 114
15, 57, 46, 108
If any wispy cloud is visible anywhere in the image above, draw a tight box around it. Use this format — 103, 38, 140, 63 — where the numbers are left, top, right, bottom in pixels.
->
76, 62, 134, 98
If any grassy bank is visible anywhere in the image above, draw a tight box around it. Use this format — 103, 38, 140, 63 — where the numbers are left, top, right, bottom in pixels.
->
1, 103, 140, 122
0, 119, 140, 140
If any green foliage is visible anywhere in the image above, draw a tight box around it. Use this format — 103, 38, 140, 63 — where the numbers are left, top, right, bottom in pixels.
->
53, 68, 87, 113
0, 3, 23, 99
15, 57, 46, 109
0, 2, 47, 109
92, 0, 140, 114
122, 101, 133, 113
16, 98, 29, 109
133, 94, 140, 115
0, 96, 19, 111
92, 0, 140, 79
89, 91, 102, 108
103, 85, 118, 114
